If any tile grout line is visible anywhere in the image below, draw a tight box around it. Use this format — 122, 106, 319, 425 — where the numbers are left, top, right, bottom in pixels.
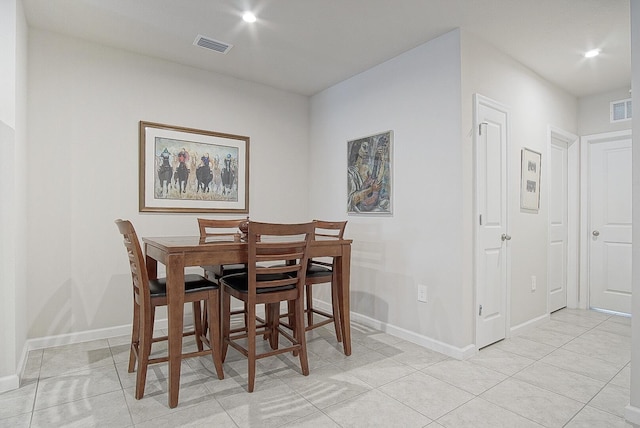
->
27, 349, 44, 428
463, 312, 620, 427
4, 310, 631, 427
533, 312, 634, 426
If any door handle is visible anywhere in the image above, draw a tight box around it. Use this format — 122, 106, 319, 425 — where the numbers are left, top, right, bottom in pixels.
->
592, 230, 600, 237
501, 234, 512, 241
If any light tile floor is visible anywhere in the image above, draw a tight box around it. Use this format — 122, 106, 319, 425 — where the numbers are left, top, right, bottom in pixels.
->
1, 308, 637, 427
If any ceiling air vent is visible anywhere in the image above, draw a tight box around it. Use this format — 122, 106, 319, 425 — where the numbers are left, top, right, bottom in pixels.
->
610, 98, 632, 123
193, 35, 233, 54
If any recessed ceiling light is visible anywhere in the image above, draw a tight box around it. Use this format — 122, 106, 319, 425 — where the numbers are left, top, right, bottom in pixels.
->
242, 12, 256, 23
584, 49, 600, 58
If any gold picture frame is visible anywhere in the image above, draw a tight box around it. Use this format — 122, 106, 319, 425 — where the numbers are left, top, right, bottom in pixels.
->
139, 121, 249, 213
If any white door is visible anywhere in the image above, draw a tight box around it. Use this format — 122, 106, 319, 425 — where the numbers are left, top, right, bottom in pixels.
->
475, 95, 509, 349
548, 137, 568, 312
588, 133, 632, 314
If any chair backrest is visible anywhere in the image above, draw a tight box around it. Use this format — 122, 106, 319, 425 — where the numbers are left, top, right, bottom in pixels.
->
115, 219, 150, 308
313, 220, 347, 240
246, 221, 315, 296
197, 217, 248, 240
309, 220, 347, 268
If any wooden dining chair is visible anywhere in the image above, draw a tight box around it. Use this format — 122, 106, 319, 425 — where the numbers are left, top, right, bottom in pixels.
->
197, 217, 250, 335
279, 220, 347, 342
115, 219, 224, 400
302, 220, 348, 341
197, 217, 249, 282
220, 221, 314, 392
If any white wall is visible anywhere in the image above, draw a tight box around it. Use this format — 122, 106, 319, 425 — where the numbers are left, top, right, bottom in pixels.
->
0, 0, 28, 392
310, 30, 469, 351
309, 28, 579, 354
0, 0, 17, 388
579, 86, 633, 136
14, 0, 28, 381
26, 29, 310, 339
0, 0, 16, 128
627, 0, 640, 423
460, 32, 577, 330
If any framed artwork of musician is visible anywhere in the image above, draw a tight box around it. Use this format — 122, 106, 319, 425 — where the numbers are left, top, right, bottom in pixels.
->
347, 130, 393, 215
139, 121, 249, 213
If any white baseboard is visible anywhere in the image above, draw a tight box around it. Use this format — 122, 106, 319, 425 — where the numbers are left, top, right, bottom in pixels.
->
0, 374, 19, 394
314, 299, 476, 360
510, 312, 550, 337
17, 318, 173, 387
625, 404, 640, 425
25, 323, 139, 351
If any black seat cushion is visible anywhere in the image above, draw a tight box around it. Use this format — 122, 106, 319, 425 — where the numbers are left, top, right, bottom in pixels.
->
306, 263, 332, 279
272, 262, 332, 279
221, 272, 296, 294
149, 274, 218, 297
202, 264, 247, 278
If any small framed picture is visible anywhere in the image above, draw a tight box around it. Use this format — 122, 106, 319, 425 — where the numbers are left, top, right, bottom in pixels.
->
520, 148, 541, 212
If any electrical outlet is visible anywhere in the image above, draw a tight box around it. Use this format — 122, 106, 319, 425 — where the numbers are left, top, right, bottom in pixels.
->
418, 284, 427, 302
531, 275, 536, 292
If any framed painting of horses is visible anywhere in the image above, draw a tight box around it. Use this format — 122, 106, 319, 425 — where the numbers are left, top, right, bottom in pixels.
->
139, 121, 249, 213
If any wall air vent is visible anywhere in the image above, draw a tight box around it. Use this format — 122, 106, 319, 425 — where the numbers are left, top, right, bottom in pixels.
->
193, 35, 233, 54
610, 98, 632, 123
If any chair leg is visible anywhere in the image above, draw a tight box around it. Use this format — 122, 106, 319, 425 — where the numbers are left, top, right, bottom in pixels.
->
288, 299, 300, 357
193, 302, 204, 352
330, 273, 343, 343
294, 296, 310, 376
266, 303, 280, 350
259, 302, 271, 341
202, 302, 209, 338
221, 287, 231, 362
135, 305, 154, 400
128, 300, 140, 373
247, 302, 257, 393
305, 283, 314, 327
243, 301, 248, 327
207, 292, 224, 380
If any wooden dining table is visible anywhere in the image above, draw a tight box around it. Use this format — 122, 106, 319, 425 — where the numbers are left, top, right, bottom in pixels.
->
142, 234, 352, 408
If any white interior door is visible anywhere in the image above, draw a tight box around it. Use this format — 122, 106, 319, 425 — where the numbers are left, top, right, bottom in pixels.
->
548, 136, 568, 312
588, 132, 632, 314
475, 95, 509, 349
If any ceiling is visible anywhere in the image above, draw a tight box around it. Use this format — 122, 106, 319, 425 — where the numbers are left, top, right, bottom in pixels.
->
22, 0, 630, 98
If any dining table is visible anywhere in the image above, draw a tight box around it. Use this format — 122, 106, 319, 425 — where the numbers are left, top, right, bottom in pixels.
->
142, 233, 352, 408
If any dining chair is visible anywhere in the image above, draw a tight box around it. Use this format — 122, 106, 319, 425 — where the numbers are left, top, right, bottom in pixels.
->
115, 219, 224, 400
302, 220, 348, 341
197, 217, 251, 336
278, 220, 347, 342
197, 217, 249, 282
220, 221, 315, 392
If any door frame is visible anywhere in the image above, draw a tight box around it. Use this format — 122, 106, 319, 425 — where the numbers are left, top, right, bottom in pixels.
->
580, 129, 632, 310
473, 93, 511, 348
546, 126, 579, 311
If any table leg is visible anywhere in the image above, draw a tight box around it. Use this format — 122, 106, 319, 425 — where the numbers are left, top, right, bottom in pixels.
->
338, 244, 351, 356
145, 245, 158, 280
166, 254, 185, 408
